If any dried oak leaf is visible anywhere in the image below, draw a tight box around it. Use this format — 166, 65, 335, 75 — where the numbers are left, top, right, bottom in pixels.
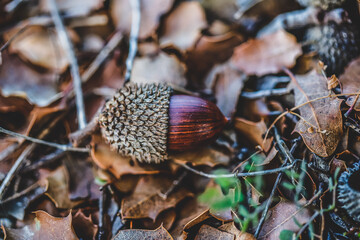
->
0, 52, 61, 107
258, 200, 311, 240
121, 175, 193, 221
111, 0, 174, 39
339, 57, 360, 111
72, 210, 98, 240
186, 32, 244, 86
5, 26, 74, 73
194, 225, 234, 240
204, 61, 246, 118
234, 117, 272, 152
218, 222, 256, 240
113, 225, 173, 240
131, 51, 187, 87
291, 70, 343, 157
231, 30, 302, 76
91, 134, 160, 178
3, 211, 78, 240
40, 0, 103, 16
160, 2, 207, 51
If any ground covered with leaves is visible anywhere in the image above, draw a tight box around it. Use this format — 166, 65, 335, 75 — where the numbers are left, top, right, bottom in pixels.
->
0, 0, 360, 239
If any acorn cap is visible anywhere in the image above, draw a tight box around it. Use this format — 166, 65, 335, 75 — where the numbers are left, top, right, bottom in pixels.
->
337, 162, 360, 223
99, 83, 172, 164
305, 22, 360, 75
98, 83, 228, 164
296, 0, 345, 9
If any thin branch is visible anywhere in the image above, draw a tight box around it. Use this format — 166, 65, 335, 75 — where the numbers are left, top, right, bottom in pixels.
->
159, 171, 188, 199
124, 0, 140, 84
0, 126, 89, 153
176, 159, 299, 179
48, 0, 86, 129
241, 88, 290, 99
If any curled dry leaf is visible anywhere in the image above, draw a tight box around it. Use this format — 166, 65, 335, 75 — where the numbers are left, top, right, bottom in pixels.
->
40, 0, 103, 16
72, 210, 98, 240
258, 200, 311, 240
231, 30, 302, 76
113, 225, 173, 240
121, 175, 193, 221
291, 70, 343, 157
234, 117, 272, 152
339, 57, 360, 111
160, 2, 207, 51
204, 61, 246, 118
5, 26, 73, 73
131, 51, 187, 87
111, 0, 174, 39
90, 134, 160, 179
3, 211, 78, 240
194, 225, 234, 240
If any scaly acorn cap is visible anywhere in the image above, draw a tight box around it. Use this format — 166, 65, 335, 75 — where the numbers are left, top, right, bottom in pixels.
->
98, 83, 228, 164
305, 22, 360, 75
296, 0, 345, 9
337, 162, 360, 223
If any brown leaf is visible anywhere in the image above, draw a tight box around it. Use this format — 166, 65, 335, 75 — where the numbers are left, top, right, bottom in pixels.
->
231, 30, 302, 76
204, 61, 246, 117
0, 52, 61, 106
90, 134, 160, 178
218, 222, 256, 240
111, 0, 174, 39
339, 57, 360, 111
292, 70, 343, 157
258, 200, 311, 240
194, 225, 234, 240
142, 209, 177, 230
234, 117, 272, 152
160, 2, 207, 51
131, 51, 187, 87
40, 0, 103, 16
113, 225, 173, 240
3, 211, 78, 240
121, 175, 193, 221
72, 210, 98, 240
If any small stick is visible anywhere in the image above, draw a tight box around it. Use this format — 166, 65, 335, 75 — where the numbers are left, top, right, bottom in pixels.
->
48, 0, 86, 129
0, 126, 89, 152
124, 0, 140, 84
241, 88, 290, 99
98, 185, 109, 240
159, 171, 188, 199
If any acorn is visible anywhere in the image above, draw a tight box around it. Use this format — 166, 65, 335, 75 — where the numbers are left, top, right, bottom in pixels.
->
296, 0, 345, 10
305, 22, 360, 75
98, 83, 228, 164
337, 162, 360, 223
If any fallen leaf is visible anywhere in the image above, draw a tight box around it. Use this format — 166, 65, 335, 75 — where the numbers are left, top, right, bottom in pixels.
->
234, 117, 272, 152
186, 33, 244, 87
113, 225, 173, 240
258, 200, 311, 240
0, 52, 61, 107
131, 51, 187, 87
292, 70, 343, 157
3, 211, 78, 240
142, 209, 177, 230
40, 0, 103, 16
160, 2, 207, 51
121, 175, 193, 221
111, 0, 174, 39
231, 30, 302, 76
91, 134, 160, 178
72, 210, 98, 240
195, 225, 234, 240
339, 57, 360, 111
218, 222, 256, 240
204, 61, 246, 117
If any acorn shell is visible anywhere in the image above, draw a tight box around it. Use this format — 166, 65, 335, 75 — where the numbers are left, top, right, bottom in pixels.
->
168, 95, 228, 151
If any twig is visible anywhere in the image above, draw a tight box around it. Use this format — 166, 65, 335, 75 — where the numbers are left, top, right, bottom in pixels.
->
0, 181, 40, 204
0, 143, 18, 162
98, 185, 109, 240
344, 120, 360, 135
176, 160, 299, 179
21, 149, 66, 173
0, 126, 89, 152
81, 31, 124, 83
296, 211, 320, 238
344, 93, 360, 118
159, 171, 188, 199
48, 0, 86, 129
241, 88, 290, 99
0, 144, 34, 200
123, 0, 140, 84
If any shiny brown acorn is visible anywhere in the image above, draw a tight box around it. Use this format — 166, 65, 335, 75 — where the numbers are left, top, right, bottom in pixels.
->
98, 83, 227, 164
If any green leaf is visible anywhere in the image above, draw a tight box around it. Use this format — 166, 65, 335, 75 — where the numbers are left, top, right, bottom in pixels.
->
213, 169, 239, 190
198, 188, 219, 204
211, 196, 233, 210
282, 182, 296, 190
279, 230, 295, 240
